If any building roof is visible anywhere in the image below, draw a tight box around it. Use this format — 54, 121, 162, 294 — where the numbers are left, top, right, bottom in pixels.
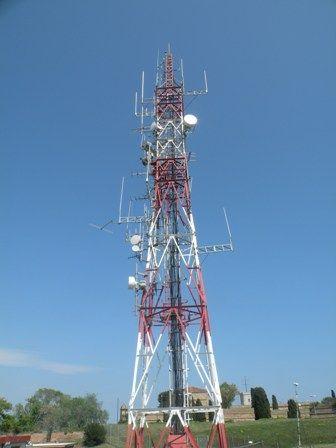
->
0, 435, 31, 444
188, 386, 207, 393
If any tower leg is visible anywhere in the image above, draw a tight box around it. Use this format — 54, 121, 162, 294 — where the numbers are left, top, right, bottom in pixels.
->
217, 423, 229, 448
206, 423, 229, 448
125, 426, 145, 448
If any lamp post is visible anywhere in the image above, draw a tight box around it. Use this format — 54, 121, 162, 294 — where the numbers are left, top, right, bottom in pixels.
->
294, 382, 302, 448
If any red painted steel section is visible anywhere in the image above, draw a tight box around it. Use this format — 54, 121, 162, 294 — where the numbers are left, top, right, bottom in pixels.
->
216, 423, 229, 448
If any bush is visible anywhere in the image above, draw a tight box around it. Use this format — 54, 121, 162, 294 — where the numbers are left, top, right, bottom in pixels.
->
83, 423, 107, 446
272, 394, 279, 410
287, 399, 298, 418
251, 387, 271, 420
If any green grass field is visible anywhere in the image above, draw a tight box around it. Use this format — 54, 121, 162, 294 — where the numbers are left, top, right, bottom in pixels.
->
104, 418, 336, 448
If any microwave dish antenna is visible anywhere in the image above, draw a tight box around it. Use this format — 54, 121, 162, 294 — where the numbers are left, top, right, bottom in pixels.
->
184, 114, 198, 128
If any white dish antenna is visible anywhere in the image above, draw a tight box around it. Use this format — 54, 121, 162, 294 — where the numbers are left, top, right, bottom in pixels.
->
184, 114, 198, 128
128, 276, 137, 289
128, 276, 145, 290
131, 245, 141, 253
130, 234, 141, 245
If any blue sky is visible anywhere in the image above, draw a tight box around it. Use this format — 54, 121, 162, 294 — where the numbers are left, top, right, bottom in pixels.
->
1, 0, 335, 418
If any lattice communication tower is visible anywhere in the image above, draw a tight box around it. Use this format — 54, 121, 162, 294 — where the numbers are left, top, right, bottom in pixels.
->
95, 48, 233, 448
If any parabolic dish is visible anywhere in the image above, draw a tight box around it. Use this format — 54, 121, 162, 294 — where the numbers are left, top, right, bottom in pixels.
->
130, 234, 141, 245
128, 276, 137, 289
184, 114, 198, 127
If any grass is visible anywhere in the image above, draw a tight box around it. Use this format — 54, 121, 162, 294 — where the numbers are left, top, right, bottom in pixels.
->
104, 418, 336, 448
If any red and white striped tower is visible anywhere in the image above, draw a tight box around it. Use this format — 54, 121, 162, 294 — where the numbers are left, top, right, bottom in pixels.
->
100, 49, 233, 448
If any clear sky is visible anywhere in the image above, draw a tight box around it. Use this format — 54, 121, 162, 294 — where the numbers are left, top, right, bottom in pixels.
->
1, 0, 335, 419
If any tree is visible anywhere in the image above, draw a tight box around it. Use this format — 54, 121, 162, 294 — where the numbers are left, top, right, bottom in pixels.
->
251, 387, 271, 420
271, 395, 279, 410
331, 390, 335, 398
287, 399, 298, 418
83, 423, 106, 446
219, 382, 238, 409
0, 397, 12, 419
158, 391, 170, 422
12, 403, 35, 433
26, 388, 65, 441
158, 391, 170, 407
58, 394, 108, 432
193, 398, 206, 422
0, 397, 14, 433
22, 389, 109, 437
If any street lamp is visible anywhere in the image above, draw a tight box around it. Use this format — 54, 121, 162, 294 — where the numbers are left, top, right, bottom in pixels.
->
294, 382, 302, 448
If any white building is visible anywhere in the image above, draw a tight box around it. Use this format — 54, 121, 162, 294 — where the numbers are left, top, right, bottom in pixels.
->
239, 391, 252, 406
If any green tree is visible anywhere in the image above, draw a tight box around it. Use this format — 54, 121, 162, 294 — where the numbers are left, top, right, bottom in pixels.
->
158, 391, 169, 407
271, 394, 279, 410
0, 397, 14, 433
287, 399, 298, 418
158, 391, 169, 422
12, 403, 35, 433
58, 394, 108, 432
193, 398, 206, 422
220, 382, 238, 409
83, 423, 107, 447
251, 387, 271, 420
26, 388, 65, 441
2, 389, 109, 436
0, 397, 12, 419
1, 415, 19, 433
331, 390, 335, 398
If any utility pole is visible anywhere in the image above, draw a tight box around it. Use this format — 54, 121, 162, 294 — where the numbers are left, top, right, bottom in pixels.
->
294, 382, 302, 448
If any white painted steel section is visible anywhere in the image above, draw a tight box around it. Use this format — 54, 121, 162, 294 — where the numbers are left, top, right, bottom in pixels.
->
205, 330, 225, 424
128, 332, 143, 425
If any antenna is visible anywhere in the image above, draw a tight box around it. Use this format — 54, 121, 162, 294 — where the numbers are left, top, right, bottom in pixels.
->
156, 49, 160, 85
181, 59, 184, 93
204, 70, 208, 93
243, 376, 248, 393
134, 91, 138, 116
119, 177, 125, 223
223, 207, 233, 248
141, 71, 144, 130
